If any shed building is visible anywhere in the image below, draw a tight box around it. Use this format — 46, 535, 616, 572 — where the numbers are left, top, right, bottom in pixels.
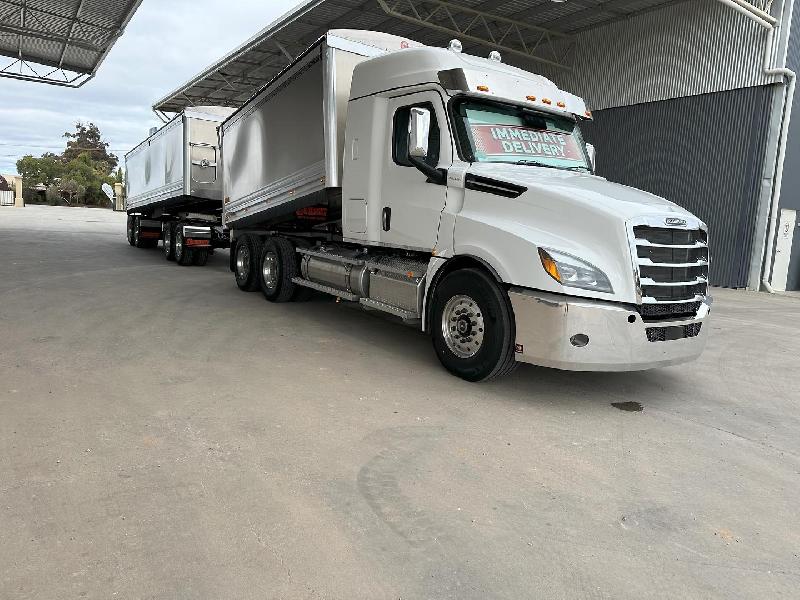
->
154, 0, 799, 291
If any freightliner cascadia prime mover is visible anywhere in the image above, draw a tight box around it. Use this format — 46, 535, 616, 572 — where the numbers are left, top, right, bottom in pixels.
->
125, 106, 234, 265
127, 30, 711, 382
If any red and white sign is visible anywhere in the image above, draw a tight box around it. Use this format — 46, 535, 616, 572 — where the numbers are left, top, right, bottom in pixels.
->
471, 124, 583, 161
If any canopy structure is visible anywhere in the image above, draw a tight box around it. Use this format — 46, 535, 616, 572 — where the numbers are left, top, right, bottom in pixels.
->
0, 0, 143, 87
152, 0, 775, 117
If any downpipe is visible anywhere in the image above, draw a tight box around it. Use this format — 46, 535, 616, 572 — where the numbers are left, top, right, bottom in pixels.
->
714, 0, 793, 292
758, 15, 796, 292
762, 68, 796, 292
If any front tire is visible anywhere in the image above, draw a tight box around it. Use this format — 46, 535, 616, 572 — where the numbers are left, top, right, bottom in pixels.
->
431, 268, 517, 382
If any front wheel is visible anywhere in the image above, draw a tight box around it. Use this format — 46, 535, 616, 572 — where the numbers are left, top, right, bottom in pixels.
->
431, 268, 517, 382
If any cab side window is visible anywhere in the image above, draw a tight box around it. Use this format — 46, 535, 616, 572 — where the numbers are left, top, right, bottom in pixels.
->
392, 103, 441, 169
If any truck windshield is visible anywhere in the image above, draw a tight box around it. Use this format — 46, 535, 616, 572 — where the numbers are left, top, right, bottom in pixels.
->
452, 98, 591, 172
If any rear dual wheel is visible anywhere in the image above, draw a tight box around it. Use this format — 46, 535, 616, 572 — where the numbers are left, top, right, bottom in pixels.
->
174, 227, 193, 266
234, 235, 263, 291
126, 216, 135, 246
259, 237, 303, 303
163, 223, 175, 261
132, 216, 157, 249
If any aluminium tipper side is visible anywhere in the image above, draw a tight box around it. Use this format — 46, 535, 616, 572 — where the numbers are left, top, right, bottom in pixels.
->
125, 107, 234, 211
220, 30, 418, 228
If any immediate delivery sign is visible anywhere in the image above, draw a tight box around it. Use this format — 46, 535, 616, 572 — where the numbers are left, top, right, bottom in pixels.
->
471, 125, 584, 161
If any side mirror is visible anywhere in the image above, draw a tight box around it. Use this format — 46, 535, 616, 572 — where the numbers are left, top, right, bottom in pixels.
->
585, 143, 596, 170
408, 107, 431, 159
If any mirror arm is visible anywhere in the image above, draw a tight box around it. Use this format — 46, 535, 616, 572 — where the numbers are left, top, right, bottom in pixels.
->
409, 155, 447, 186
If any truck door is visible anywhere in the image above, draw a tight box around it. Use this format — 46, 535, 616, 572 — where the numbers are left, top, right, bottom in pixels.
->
380, 93, 451, 250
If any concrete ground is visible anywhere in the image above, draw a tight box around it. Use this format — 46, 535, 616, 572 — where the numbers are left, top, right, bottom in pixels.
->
1, 205, 798, 600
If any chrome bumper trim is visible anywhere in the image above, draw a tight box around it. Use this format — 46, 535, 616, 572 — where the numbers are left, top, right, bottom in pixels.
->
508, 289, 709, 372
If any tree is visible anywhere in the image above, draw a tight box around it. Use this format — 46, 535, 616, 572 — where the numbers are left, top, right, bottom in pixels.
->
16, 153, 65, 187
61, 152, 115, 205
17, 123, 118, 207
63, 122, 118, 172
58, 180, 86, 205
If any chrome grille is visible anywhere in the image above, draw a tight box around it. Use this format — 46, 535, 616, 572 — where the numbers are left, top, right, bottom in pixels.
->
631, 222, 709, 323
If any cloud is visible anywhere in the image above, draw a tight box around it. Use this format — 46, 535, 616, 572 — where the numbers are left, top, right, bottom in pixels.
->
0, 0, 299, 174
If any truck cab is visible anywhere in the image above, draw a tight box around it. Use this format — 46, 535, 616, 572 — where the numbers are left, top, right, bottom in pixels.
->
222, 31, 710, 381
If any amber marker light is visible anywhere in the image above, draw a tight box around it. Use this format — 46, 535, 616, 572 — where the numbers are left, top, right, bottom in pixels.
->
557, 101, 566, 108
538, 248, 562, 283
526, 95, 537, 101
542, 98, 552, 105
477, 85, 490, 92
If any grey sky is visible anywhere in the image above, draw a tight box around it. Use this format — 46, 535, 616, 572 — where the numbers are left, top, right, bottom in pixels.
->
0, 0, 301, 175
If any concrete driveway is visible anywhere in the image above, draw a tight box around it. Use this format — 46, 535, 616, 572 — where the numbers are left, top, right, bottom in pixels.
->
1, 206, 798, 599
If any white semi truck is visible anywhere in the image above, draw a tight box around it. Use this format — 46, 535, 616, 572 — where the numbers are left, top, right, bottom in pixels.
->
130, 30, 711, 381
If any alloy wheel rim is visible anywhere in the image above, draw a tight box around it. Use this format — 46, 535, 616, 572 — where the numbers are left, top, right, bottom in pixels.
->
441, 294, 485, 359
236, 245, 250, 279
262, 251, 278, 290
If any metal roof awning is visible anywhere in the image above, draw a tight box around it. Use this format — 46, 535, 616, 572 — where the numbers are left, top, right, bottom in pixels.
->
152, 0, 691, 115
152, 0, 778, 116
0, 0, 144, 87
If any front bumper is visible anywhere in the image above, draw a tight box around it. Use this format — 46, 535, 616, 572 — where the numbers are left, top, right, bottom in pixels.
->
508, 289, 710, 372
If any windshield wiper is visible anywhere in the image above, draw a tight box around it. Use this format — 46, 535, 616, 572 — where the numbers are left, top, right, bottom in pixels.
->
515, 160, 588, 173
515, 159, 556, 169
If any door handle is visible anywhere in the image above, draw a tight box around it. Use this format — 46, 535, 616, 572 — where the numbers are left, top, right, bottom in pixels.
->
382, 207, 392, 231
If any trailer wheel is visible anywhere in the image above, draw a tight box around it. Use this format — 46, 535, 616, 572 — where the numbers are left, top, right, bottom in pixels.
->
234, 234, 261, 291
126, 216, 135, 246
174, 227, 193, 266
163, 223, 175, 261
431, 268, 517, 382
192, 249, 209, 266
133, 217, 142, 247
259, 237, 301, 302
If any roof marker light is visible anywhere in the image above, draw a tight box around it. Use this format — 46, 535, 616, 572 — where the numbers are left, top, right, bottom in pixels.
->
488, 51, 502, 62
542, 98, 552, 105
557, 101, 566, 108
449, 39, 463, 53
526, 95, 537, 101
477, 85, 490, 92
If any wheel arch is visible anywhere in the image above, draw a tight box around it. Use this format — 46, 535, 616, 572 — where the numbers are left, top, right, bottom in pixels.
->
423, 254, 505, 334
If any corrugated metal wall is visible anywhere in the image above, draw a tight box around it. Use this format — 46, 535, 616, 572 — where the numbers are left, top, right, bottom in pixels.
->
582, 85, 775, 288
780, 1, 800, 290
538, 0, 773, 111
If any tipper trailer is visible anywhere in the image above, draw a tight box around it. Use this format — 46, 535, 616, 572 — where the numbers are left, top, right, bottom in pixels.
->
125, 106, 234, 265
130, 29, 711, 381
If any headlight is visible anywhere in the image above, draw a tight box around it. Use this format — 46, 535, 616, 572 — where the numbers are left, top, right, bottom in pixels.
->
538, 247, 613, 293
